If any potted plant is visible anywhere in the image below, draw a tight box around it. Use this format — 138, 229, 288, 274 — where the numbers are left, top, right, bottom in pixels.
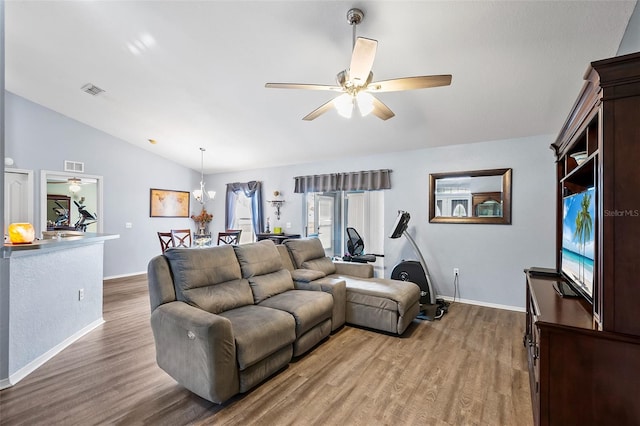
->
191, 208, 213, 236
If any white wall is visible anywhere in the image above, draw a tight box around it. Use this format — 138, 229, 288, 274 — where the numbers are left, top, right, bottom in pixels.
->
207, 134, 557, 309
4, 92, 200, 277
618, 1, 640, 55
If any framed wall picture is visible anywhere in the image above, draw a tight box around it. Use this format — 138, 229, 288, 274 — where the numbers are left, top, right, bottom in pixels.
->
150, 188, 190, 218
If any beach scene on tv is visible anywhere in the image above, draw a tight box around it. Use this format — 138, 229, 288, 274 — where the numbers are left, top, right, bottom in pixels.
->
561, 187, 595, 298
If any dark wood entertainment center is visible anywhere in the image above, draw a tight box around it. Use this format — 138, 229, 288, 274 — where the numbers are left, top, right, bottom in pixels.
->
525, 52, 640, 425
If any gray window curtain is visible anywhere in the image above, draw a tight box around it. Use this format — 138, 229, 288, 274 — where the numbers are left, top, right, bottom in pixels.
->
293, 169, 392, 193
225, 181, 264, 235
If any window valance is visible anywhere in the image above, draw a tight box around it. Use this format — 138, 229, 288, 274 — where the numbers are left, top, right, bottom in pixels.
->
293, 169, 392, 193
225, 181, 264, 233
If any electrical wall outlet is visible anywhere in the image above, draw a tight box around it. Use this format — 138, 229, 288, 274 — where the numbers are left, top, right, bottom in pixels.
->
79, 288, 85, 301
453, 268, 460, 277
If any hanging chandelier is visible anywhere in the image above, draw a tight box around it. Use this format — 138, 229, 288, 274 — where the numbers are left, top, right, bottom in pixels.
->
192, 147, 216, 204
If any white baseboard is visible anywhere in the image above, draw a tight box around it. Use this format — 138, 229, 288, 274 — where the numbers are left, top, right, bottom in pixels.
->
437, 295, 525, 313
2, 317, 105, 389
104, 271, 146, 281
0, 378, 11, 390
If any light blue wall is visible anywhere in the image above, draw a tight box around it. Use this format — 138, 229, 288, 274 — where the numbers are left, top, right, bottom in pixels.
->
207, 134, 557, 309
5, 90, 556, 309
618, 1, 640, 55
4, 92, 200, 277
1, 0, 10, 387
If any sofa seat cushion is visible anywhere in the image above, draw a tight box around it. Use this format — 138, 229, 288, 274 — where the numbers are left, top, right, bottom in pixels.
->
164, 246, 253, 313
332, 275, 420, 317
258, 290, 333, 337
219, 305, 295, 370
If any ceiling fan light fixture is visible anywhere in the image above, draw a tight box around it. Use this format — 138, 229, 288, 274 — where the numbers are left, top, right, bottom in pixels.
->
335, 94, 354, 118
192, 189, 216, 203
68, 177, 82, 193
266, 7, 451, 121
357, 92, 375, 116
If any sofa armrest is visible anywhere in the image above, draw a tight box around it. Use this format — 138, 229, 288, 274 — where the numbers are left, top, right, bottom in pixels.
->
334, 261, 374, 278
290, 268, 326, 282
150, 301, 239, 404
293, 277, 347, 331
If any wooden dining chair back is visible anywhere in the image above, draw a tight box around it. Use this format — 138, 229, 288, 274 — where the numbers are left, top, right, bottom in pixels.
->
171, 229, 192, 248
217, 229, 242, 245
157, 232, 174, 253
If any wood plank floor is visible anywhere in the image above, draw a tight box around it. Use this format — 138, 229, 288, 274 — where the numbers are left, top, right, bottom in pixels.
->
0, 275, 533, 426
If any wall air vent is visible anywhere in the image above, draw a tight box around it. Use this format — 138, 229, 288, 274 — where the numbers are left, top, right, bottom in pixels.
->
81, 83, 105, 96
64, 160, 85, 173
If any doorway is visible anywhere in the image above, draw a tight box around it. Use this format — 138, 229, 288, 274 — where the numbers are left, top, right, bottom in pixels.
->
4, 169, 34, 235
305, 192, 340, 257
305, 190, 384, 263
40, 171, 103, 235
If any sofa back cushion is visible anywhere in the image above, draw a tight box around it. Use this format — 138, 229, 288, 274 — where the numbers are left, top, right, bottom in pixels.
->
276, 244, 296, 271
234, 240, 294, 303
164, 245, 254, 313
284, 238, 336, 275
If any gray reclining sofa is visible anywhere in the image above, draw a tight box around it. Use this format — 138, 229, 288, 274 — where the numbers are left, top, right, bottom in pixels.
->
147, 238, 420, 404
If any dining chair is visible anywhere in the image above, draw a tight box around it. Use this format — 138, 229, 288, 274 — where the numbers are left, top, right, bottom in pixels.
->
157, 232, 174, 253
171, 229, 192, 248
217, 229, 242, 245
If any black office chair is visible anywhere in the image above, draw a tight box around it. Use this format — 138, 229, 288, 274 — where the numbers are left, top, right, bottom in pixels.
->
343, 227, 377, 263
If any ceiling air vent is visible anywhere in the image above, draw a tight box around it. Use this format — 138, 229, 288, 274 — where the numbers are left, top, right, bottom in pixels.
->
81, 83, 105, 96
64, 160, 85, 173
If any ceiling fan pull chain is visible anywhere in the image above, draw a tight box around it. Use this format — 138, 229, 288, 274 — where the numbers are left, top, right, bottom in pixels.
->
347, 8, 363, 51
352, 20, 356, 51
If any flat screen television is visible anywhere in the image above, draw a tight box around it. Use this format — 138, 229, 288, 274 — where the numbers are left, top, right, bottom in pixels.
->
561, 186, 595, 302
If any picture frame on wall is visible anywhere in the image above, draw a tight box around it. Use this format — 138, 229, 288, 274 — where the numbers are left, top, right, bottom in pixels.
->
149, 188, 190, 218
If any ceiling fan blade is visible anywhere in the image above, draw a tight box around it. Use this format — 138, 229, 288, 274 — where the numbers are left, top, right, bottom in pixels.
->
370, 96, 395, 121
302, 98, 337, 121
265, 83, 342, 91
367, 75, 452, 92
349, 37, 377, 86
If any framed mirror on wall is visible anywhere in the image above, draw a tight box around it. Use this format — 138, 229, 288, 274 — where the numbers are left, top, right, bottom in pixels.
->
429, 168, 512, 224
46, 194, 72, 229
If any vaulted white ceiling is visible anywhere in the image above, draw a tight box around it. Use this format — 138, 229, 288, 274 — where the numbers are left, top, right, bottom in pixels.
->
5, 1, 636, 173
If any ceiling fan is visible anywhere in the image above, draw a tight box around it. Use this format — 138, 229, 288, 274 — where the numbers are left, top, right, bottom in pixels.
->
49, 177, 97, 193
265, 8, 452, 121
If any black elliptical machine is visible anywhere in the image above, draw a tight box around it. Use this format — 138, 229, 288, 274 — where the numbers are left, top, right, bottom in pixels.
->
389, 210, 448, 320
73, 199, 97, 232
